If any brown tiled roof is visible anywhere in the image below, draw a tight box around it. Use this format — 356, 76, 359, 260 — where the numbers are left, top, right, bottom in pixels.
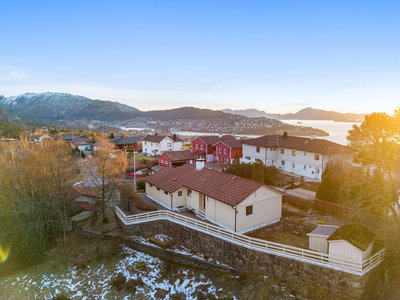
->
327, 224, 376, 251
213, 139, 243, 149
142, 134, 182, 143
163, 150, 195, 162
241, 135, 356, 154
71, 138, 91, 146
196, 135, 236, 146
145, 164, 284, 206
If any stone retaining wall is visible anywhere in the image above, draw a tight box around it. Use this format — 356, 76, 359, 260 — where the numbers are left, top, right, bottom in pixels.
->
119, 218, 379, 299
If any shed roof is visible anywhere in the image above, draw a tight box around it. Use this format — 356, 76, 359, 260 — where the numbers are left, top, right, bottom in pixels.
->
327, 224, 376, 251
241, 135, 356, 154
307, 225, 340, 237
145, 164, 283, 206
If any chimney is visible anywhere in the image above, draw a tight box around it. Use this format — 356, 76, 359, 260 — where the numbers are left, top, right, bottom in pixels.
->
219, 133, 222, 138
155, 132, 158, 136
195, 158, 205, 170
310, 133, 316, 140
110, 132, 114, 139
173, 133, 176, 141
232, 175, 236, 181
283, 132, 288, 139
236, 136, 240, 140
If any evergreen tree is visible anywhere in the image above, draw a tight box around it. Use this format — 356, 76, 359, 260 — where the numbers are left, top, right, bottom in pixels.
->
251, 162, 265, 184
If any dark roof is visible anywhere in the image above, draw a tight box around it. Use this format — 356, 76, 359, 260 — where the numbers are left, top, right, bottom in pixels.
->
194, 150, 206, 155
142, 134, 183, 143
77, 202, 101, 211
213, 139, 243, 149
241, 135, 356, 154
195, 135, 236, 146
112, 136, 143, 145
145, 164, 284, 206
62, 135, 79, 141
162, 150, 195, 162
71, 138, 91, 146
327, 224, 376, 251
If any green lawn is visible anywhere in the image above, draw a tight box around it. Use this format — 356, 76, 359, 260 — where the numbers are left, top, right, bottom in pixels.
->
128, 154, 155, 161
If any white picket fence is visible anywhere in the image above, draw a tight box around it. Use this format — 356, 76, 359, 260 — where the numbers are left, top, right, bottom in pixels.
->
116, 207, 385, 275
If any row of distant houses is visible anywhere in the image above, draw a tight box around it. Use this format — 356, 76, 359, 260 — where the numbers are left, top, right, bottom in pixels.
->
56, 131, 355, 181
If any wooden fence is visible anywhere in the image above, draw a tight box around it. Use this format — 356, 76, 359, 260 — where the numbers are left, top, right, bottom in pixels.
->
116, 207, 385, 276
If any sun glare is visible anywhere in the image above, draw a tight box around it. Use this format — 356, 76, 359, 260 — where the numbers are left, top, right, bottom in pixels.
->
0, 244, 12, 263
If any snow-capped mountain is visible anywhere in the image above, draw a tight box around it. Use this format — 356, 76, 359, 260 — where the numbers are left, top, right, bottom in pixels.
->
0, 92, 141, 121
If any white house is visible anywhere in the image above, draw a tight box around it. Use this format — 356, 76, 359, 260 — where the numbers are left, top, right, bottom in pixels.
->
308, 224, 376, 262
241, 133, 356, 181
141, 134, 183, 156
144, 160, 284, 233
34, 134, 53, 145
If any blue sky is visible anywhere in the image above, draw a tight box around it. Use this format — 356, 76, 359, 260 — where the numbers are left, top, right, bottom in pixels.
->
1, 0, 399, 114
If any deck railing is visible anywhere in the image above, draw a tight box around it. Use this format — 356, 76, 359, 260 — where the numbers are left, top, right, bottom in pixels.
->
116, 206, 385, 275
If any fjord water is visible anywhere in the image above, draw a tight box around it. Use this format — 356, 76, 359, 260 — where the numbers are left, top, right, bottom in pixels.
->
283, 120, 362, 145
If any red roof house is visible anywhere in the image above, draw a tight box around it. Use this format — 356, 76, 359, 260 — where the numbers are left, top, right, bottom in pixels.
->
191, 135, 236, 163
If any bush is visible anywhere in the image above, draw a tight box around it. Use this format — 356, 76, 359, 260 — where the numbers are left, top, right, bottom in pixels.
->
53, 295, 70, 300
136, 180, 146, 191
111, 273, 127, 290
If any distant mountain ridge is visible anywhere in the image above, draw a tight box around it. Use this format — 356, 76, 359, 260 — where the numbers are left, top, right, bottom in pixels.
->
222, 107, 365, 122
0, 93, 142, 122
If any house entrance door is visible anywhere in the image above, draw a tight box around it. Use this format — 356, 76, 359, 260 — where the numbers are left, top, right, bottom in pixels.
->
199, 194, 206, 211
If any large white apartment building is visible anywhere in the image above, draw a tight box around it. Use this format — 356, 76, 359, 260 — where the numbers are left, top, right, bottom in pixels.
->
241, 133, 356, 181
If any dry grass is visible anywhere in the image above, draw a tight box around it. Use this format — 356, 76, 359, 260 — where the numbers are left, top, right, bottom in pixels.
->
246, 224, 309, 249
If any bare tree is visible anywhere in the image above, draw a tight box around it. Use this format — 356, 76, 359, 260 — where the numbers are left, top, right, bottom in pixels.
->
86, 138, 128, 222
0, 137, 79, 261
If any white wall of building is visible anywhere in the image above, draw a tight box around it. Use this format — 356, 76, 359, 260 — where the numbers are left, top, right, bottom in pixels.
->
142, 137, 182, 156
242, 144, 353, 181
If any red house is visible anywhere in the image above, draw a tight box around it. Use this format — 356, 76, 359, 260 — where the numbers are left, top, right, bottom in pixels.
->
191, 135, 236, 163
213, 139, 243, 167
159, 150, 195, 168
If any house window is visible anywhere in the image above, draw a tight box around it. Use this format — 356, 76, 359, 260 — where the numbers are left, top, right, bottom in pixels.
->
196, 144, 198, 149
150, 184, 153, 187
317, 168, 320, 174
157, 187, 160, 191
164, 191, 168, 195
124, 145, 127, 148
246, 205, 253, 216
145, 142, 147, 145
151, 143, 153, 146
224, 149, 227, 154
178, 191, 182, 197
271, 147, 276, 151
304, 153, 306, 156
315, 154, 320, 160
280, 149, 284, 154
224, 158, 228, 162
292, 151, 296, 156
161, 160, 164, 163
167, 143, 172, 147
303, 165, 306, 170
219, 148, 221, 153
292, 163, 295, 168
187, 189, 192, 197
256, 146, 260, 153
130, 144, 133, 147
245, 156, 251, 160
281, 160, 285, 166
201, 145, 203, 150
145, 148, 147, 152
165, 161, 168, 165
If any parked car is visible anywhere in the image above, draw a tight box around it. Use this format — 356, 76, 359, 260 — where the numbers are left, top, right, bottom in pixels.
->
85, 146, 92, 151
